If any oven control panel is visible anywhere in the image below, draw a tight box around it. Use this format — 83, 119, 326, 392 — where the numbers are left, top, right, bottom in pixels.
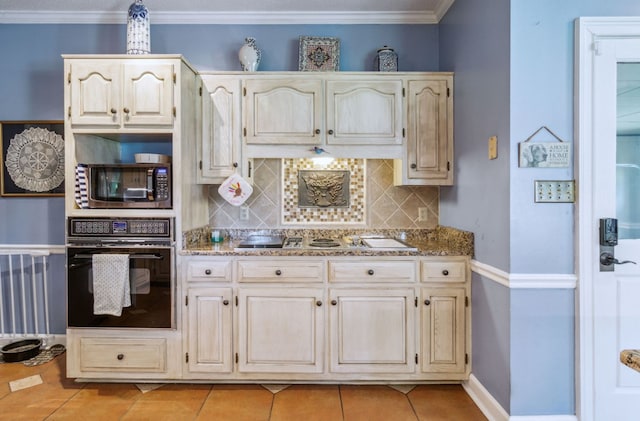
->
68, 217, 172, 238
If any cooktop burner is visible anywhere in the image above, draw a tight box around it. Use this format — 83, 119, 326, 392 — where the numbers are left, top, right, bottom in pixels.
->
309, 238, 341, 247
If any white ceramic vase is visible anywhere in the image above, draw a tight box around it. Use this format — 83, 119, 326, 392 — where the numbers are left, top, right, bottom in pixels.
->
238, 37, 261, 71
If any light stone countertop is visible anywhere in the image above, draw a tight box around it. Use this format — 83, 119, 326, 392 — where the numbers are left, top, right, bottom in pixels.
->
181, 226, 474, 257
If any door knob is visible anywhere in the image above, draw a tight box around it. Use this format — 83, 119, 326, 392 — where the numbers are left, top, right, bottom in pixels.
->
600, 252, 637, 266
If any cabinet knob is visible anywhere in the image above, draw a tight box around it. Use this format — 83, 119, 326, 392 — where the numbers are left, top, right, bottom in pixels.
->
205, 269, 212, 275
411, 163, 417, 169
328, 129, 334, 135
367, 269, 375, 276
315, 129, 321, 135
331, 300, 337, 306
110, 108, 117, 114
275, 269, 282, 276
223, 299, 229, 306
424, 299, 431, 306
117, 353, 124, 360
442, 269, 449, 276
233, 162, 238, 168
123, 107, 130, 114
316, 300, 322, 307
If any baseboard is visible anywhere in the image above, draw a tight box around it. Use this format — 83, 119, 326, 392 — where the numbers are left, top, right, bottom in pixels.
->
463, 374, 577, 421
463, 374, 509, 421
509, 416, 577, 421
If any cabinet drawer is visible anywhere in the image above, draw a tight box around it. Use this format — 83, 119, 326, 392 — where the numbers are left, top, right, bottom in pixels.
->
80, 338, 166, 372
329, 260, 416, 283
187, 260, 232, 281
421, 260, 466, 283
237, 260, 324, 282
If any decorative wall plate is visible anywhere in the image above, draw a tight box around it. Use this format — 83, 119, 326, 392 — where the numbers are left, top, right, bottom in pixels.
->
298, 36, 340, 71
4, 126, 65, 193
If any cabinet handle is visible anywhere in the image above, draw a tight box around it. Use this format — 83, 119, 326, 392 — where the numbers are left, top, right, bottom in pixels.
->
331, 300, 337, 306
123, 107, 130, 114
411, 163, 417, 169
316, 300, 322, 307
315, 129, 321, 135
275, 269, 282, 276
367, 269, 375, 276
117, 353, 124, 360
328, 129, 334, 135
424, 299, 431, 306
110, 108, 117, 114
223, 299, 229, 306
442, 269, 449, 276
205, 269, 212, 275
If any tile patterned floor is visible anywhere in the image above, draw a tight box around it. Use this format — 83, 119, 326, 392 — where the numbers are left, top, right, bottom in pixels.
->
0, 355, 488, 420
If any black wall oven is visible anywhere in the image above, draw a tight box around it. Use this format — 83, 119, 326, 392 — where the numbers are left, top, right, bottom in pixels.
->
66, 217, 174, 329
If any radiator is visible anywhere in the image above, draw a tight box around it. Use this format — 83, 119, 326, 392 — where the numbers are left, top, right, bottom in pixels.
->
0, 250, 52, 343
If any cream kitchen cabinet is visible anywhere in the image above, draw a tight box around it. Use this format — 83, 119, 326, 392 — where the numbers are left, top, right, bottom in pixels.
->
198, 75, 243, 183
237, 287, 325, 374
180, 254, 470, 382
328, 288, 415, 374
242, 75, 404, 158
419, 257, 470, 380
66, 59, 175, 128
394, 74, 454, 186
186, 287, 233, 374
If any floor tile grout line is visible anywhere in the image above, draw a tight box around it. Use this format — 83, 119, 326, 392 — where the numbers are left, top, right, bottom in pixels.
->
338, 385, 345, 421
193, 383, 215, 420
405, 389, 420, 421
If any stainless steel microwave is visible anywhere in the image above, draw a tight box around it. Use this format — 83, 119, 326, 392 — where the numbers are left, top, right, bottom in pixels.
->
85, 164, 171, 209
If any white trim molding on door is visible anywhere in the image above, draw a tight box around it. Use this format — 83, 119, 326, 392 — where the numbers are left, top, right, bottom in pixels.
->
471, 260, 577, 289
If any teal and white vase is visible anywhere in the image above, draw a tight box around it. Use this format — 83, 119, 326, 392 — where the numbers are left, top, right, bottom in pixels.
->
238, 37, 261, 71
127, 0, 150, 55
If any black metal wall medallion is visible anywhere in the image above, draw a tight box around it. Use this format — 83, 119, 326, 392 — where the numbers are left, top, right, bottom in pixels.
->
298, 170, 350, 208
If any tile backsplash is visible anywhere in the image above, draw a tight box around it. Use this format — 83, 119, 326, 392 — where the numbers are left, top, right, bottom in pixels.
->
208, 158, 438, 229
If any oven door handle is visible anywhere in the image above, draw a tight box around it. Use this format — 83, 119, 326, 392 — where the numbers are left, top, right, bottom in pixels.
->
70, 253, 164, 260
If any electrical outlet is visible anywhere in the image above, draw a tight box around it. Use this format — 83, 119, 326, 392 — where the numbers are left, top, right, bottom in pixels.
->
240, 205, 250, 220
418, 207, 429, 222
534, 180, 575, 203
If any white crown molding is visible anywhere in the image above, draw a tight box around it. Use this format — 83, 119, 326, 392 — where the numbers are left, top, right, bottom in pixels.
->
0, 10, 440, 25
471, 260, 577, 289
433, 0, 455, 22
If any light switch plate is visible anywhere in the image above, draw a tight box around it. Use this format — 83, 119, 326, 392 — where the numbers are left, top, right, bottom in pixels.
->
534, 180, 575, 203
488, 136, 498, 160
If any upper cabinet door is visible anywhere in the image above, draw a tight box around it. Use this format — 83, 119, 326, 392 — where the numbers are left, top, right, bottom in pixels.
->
69, 61, 122, 127
406, 78, 452, 184
326, 80, 403, 146
199, 77, 241, 182
243, 79, 323, 145
68, 61, 174, 128
122, 63, 174, 126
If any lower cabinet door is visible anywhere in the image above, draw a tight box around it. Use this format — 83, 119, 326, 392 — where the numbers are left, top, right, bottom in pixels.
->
238, 288, 324, 373
329, 288, 415, 373
186, 287, 233, 373
421, 287, 466, 374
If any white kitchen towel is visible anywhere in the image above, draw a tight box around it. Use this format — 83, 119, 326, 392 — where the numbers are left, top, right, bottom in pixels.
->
92, 254, 131, 316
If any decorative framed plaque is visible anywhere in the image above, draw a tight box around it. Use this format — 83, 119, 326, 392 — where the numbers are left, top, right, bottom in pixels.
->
298, 170, 350, 208
1, 121, 65, 197
298, 36, 340, 71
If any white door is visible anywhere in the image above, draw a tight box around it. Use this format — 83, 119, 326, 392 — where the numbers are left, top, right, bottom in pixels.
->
577, 18, 640, 421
